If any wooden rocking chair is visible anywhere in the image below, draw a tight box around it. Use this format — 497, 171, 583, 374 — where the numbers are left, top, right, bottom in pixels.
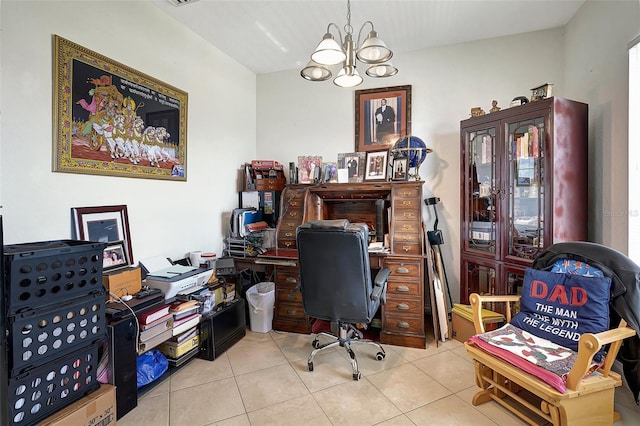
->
465, 242, 640, 426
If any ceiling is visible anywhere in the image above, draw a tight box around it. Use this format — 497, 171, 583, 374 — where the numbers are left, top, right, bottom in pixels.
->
151, 0, 585, 75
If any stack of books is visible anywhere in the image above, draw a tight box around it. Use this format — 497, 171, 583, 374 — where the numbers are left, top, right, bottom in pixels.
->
157, 327, 200, 363
137, 304, 173, 353
169, 300, 201, 337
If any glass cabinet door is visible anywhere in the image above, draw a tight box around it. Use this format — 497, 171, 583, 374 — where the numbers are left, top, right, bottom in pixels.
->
506, 116, 545, 262
464, 127, 498, 255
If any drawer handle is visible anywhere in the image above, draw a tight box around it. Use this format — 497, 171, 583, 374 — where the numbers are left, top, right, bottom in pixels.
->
402, 201, 412, 206
402, 191, 411, 196
286, 277, 297, 283
290, 201, 298, 206
289, 211, 298, 217
284, 242, 292, 247
402, 225, 412, 231
402, 246, 411, 252
403, 212, 413, 219
285, 232, 294, 237
397, 303, 410, 310
402, 235, 411, 241
286, 223, 295, 228
286, 293, 296, 300
397, 321, 410, 328
396, 285, 410, 292
396, 267, 409, 274
286, 309, 298, 316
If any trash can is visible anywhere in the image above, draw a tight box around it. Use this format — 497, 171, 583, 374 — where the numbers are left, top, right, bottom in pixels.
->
246, 282, 275, 333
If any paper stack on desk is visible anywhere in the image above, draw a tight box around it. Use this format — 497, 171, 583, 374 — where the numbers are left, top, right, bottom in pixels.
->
368, 242, 386, 253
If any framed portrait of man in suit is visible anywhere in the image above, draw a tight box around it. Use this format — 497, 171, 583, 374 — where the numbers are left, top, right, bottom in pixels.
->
355, 85, 411, 152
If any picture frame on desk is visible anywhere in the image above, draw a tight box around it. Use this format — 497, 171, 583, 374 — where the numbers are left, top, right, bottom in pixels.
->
355, 85, 411, 152
364, 149, 389, 182
337, 152, 365, 183
391, 157, 409, 181
103, 240, 129, 272
72, 204, 134, 264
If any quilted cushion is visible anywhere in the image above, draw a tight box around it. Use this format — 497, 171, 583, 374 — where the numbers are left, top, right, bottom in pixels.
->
511, 268, 611, 352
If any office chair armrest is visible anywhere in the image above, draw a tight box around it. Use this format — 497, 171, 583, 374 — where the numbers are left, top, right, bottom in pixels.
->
372, 268, 391, 304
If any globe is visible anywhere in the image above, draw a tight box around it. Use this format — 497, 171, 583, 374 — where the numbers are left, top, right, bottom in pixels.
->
392, 136, 430, 168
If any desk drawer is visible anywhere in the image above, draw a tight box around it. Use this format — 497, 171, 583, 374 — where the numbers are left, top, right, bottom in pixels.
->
386, 281, 421, 296
382, 314, 425, 335
276, 303, 306, 320
394, 198, 421, 209
384, 298, 422, 316
256, 178, 285, 191
393, 185, 421, 199
394, 221, 421, 234
277, 288, 301, 304
392, 242, 422, 255
385, 260, 422, 281
275, 269, 299, 289
394, 208, 420, 222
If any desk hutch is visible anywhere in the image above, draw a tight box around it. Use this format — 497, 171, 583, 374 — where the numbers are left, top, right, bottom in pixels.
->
272, 181, 430, 349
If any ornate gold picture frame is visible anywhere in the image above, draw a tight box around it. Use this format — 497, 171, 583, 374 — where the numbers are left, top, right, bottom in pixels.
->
53, 35, 188, 181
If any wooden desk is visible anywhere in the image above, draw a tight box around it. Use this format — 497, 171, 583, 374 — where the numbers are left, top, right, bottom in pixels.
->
271, 182, 429, 349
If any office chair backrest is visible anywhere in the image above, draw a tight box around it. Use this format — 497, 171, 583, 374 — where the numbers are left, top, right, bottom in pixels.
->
297, 219, 374, 323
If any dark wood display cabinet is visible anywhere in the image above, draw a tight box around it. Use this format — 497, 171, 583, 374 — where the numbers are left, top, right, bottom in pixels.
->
459, 97, 588, 312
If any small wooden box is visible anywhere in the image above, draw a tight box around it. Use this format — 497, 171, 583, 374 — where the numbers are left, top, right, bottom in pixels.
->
451, 303, 504, 343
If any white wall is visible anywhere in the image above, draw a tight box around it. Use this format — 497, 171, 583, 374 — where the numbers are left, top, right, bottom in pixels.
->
257, 28, 567, 301
0, 1, 257, 262
564, 0, 640, 250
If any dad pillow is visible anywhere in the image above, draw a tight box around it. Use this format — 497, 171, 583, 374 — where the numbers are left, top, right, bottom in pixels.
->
511, 268, 611, 352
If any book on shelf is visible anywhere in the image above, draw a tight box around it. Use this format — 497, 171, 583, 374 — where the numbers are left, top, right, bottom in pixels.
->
169, 326, 198, 344
139, 313, 173, 331
174, 306, 199, 320
173, 312, 199, 328
139, 317, 173, 342
172, 314, 201, 336
138, 304, 171, 325
138, 328, 173, 354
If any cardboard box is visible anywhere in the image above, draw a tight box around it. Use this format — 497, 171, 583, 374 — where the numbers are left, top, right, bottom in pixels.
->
103, 267, 141, 300
37, 384, 116, 426
451, 303, 505, 343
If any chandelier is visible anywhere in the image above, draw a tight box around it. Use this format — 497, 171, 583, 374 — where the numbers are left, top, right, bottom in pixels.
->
300, 0, 398, 88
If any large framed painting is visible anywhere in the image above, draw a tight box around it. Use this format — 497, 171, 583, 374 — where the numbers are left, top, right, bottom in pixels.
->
355, 85, 411, 152
53, 35, 188, 181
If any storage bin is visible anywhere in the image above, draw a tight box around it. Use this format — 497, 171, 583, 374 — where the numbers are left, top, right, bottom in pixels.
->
7, 341, 101, 426
4, 240, 105, 314
8, 291, 106, 376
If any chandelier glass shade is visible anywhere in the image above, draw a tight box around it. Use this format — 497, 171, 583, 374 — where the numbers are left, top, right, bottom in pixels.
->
300, 0, 397, 87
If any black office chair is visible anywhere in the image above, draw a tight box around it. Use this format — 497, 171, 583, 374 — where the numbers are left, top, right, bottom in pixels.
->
296, 219, 390, 380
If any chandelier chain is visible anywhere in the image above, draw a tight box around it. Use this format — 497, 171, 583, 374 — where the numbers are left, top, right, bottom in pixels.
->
344, 0, 353, 35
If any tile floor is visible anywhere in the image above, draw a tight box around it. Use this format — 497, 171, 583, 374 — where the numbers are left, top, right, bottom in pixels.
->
118, 329, 640, 426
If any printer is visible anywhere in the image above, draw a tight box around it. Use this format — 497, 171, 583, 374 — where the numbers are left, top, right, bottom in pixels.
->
141, 257, 213, 300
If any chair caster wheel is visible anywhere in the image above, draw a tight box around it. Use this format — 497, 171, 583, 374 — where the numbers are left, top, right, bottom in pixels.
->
308, 362, 314, 372
376, 352, 385, 361
353, 372, 361, 380
312, 339, 320, 349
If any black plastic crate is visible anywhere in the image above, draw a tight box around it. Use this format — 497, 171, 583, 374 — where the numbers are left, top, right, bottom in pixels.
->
7, 341, 101, 426
8, 291, 107, 376
4, 240, 105, 314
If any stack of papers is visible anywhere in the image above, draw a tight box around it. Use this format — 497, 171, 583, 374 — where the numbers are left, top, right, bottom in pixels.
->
368, 242, 386, 253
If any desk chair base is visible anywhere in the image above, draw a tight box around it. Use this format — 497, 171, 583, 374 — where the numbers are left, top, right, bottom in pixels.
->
307, 321, 385, 380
